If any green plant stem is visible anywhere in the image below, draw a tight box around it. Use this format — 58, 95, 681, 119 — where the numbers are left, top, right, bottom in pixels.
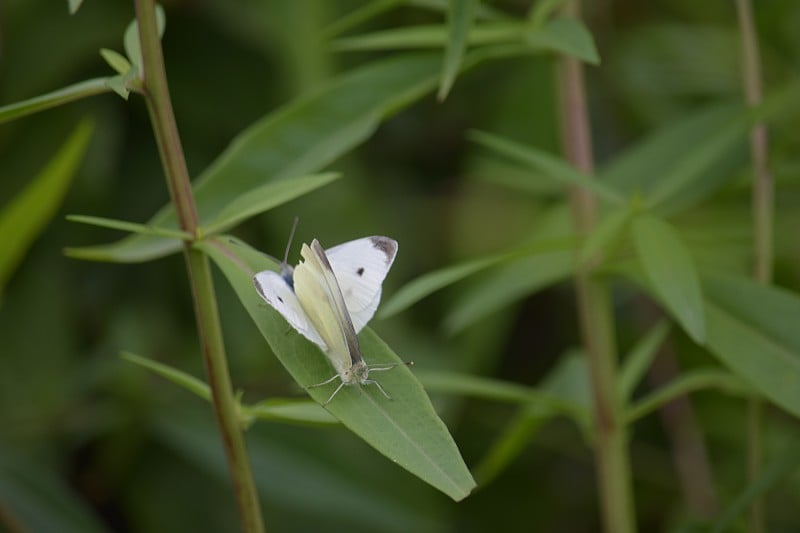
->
134, 1, 265, 531
558, 3, 635, 531
736, 1, 771, 531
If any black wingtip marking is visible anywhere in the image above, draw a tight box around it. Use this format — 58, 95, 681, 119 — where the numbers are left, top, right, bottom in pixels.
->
369, 236, 397, 265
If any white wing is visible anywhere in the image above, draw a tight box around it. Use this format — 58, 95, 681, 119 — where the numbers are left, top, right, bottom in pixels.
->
253, 270, 327, 351
325, 236, 398, 333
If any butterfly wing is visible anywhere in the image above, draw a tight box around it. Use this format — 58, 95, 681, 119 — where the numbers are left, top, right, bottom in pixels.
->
325, 236, 398, 333
253, 270, 327, 351
293, 240, 364, 376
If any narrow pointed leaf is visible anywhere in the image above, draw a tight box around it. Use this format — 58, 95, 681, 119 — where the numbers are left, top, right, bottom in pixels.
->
632, 214, 706, 343
121, 352, 211, 401
67, 0, 85, 15
618, 320, 670, 401
323, 0, 404, 39
243, 399, 337, 426
469, 130, 624, 204
0, 121, 93, 294
578, 205, 632, 266
438, 0, 477, 100
0, 79, 110, 124
70, 54, 448, 263
66, 214, 191, 240
702, 271, 800, 419
196, 236, 476, 501
99, 48, 131, 75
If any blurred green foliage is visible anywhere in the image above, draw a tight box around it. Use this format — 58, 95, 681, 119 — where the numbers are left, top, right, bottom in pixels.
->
2, 1, 800, 531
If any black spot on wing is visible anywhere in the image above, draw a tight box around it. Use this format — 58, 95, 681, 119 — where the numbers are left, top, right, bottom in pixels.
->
277, 296, 284, 303
357, 267, 365, 276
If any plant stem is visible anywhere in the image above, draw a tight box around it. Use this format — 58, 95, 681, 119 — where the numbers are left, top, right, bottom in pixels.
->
736, 1, 772, 531
134, 1, 265, 531
558, 3, 635, 531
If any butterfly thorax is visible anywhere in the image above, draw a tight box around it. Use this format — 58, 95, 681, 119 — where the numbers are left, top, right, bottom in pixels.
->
341, 360, 369, 385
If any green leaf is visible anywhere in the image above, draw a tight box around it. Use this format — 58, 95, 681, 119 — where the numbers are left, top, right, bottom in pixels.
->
578, 205, 632, 266
702, 271, 800, 419
99, 48, 131, 75
618, 320, 671, 401
121, 352, 211, 401
438, 0, 477, 101
69, 54, 448, 263
469, 130, 624, 204
0, 79, 110, 124
66, 214, 191, 240
711, 438, 800, 533
0, 121, 93, 295
625, 368, 749, 423
196, 236, 476, 501
123, 4, 166, 69
322, 0, 404, 39
201, 172, 341, 234
527, 0, 569, 25
242, 399, 338, 426
335, 18, 599, 64
444, 249, 574, 335
632, 214, 706, 343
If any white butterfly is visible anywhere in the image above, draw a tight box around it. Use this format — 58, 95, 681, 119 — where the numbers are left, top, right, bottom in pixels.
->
253, 235, 407, 404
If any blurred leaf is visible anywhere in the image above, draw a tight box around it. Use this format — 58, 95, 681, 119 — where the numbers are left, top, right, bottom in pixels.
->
99, 48, 131, 75
711, 437, 800, 533
336, 18, 599, 63
578, 205, 633, 266
702, 272, 800, 419
469, 130, 624, 204
197, 236, 476, 501
438, 0, 477, 101
68, 54, 448, 263
0, 450, 107, 533
474, 352, 591, 485
381, 237, 574, 318
122, 352, 211, 401
632, 214, 705, 343
66, 214, 191, 240
201, 172, 341, 234
0, 121, 93, 296
322, 0, 403, 39
527, 0, 569, 25
243, 399, 337, 426
67, 0, 85, 15
618, 320, 670, 401
444, 250, 574, 335
0, 79, 110, 124
625, 368, 749, 423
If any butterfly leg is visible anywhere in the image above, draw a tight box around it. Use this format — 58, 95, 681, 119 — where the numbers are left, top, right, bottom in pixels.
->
307, 373, 341, 389
367, 361, 414, 373
363, 379, 392, 400
322, 380, 347, 405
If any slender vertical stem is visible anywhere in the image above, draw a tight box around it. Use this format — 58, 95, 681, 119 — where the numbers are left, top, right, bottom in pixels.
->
558, 3, 636, 531
736, 1, 771, 532
134, 2, 265, 531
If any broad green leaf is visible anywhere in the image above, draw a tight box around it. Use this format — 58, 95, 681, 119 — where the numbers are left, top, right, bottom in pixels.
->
99, 48, 131, 75
0, 121, 93, 295
618, 320, 670, 401
336, 18, 599, 64
444, 250, 574, 335
380, 237, 575, 319
625, 368, 749, 423
712, 437, 800, 533
65, 214, 191, 240
0, 451, 106, 533
68, 54, 449, 263
438, 0, 477, 101
469, 130, 624, 204
702, 271, 800, 419
578, 205, 633, 266
0, 79, 110, 124
196, 236, 476, 501
632, 214, 705, 343
201, 172, 341, 234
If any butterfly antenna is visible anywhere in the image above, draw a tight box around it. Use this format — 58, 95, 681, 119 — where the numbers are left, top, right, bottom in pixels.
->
283, 216, 300, 265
